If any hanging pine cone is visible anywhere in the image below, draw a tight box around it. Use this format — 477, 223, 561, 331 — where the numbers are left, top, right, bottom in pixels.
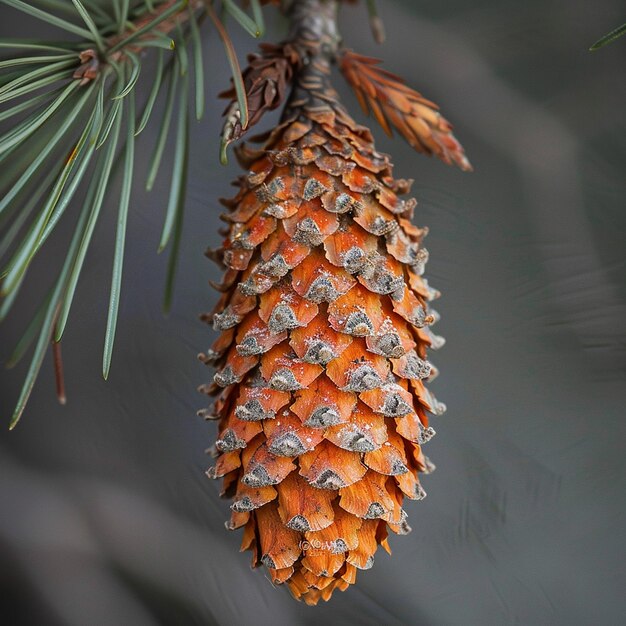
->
200, 0, 469, 605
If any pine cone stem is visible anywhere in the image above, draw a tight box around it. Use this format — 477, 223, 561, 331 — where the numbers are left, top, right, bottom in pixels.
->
285, 0, 340, 53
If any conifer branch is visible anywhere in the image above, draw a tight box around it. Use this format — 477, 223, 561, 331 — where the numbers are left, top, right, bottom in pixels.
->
0, 0, 268, 426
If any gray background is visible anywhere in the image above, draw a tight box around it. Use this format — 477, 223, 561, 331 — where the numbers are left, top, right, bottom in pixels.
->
1, 1, 625, 624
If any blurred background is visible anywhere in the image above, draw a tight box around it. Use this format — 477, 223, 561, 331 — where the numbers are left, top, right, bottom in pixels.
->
1, 1, 625, 624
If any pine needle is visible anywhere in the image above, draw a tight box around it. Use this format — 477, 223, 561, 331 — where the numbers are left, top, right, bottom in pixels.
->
70, 0, 106, 53
222, 0, 261, 38
1, 0, 94, 40
0, 40, 77, 53
134, 49, 166, 136
158, 71, 189, 253
0, 53, 76, 70
590, 22, 626, 50
113, 50, 141, 99
146, 60, 179, 191
189, 8, 205, 120
208, 3, 248, 134
250, 0, 265, 37
163, 78, 189, 314
103, 93, 135, 379
174, 22, 189, 75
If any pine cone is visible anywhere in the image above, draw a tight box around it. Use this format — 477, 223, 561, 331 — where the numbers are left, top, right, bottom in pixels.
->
201, 0, 460, 605
203, 80, 446, 607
